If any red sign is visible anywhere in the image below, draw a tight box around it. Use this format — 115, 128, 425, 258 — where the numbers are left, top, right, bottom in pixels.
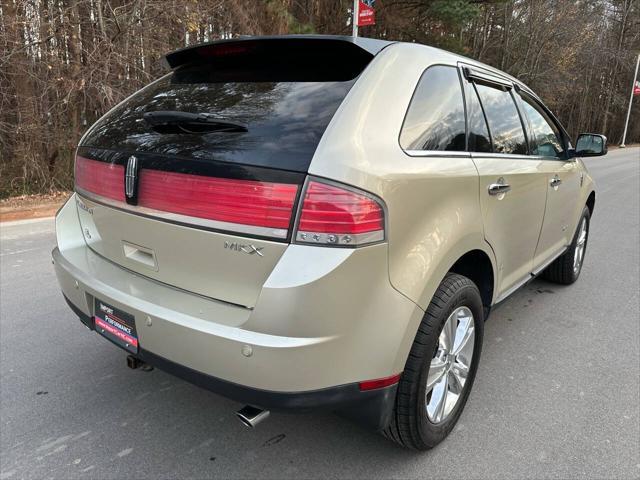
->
357, 0, 376, 27
633, 80, 640, 97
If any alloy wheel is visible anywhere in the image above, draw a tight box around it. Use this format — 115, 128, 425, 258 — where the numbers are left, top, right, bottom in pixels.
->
573, 218, 588, 274
425, 306, 475, 423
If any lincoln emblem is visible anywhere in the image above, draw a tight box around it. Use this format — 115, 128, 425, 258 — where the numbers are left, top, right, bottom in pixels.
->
125, 155, 138, 199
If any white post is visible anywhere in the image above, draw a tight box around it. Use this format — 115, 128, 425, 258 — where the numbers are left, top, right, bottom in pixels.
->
352, 0, 359, 37
620, 52, 640, 148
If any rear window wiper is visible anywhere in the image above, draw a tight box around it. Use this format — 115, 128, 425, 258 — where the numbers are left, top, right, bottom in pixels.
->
143, 111, 248, 133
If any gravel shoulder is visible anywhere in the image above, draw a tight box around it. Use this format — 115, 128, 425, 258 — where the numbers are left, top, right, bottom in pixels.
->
0, 192, 70, 223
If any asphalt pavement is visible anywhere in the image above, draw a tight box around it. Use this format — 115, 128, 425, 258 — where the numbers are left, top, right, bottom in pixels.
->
1, 148, 639, 479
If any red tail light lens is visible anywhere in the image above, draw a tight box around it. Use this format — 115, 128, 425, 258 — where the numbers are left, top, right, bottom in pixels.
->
75, 156, 125, 202
74, 156, 383, 245
295, 180, 385, 246
137, 170, 298, 238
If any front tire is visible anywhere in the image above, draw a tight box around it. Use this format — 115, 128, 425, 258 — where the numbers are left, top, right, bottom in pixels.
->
542, 206, 590, 285
383, 273, 484, 450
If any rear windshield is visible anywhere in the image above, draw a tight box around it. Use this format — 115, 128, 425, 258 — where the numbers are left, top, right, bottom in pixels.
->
81, 63, 359, 172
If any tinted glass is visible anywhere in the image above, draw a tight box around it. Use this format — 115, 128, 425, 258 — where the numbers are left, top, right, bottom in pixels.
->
400, 66, 466, 151
465, 82, 491, 152
519, 95, 564, 158
475, 84, 527, 155
81, 64, 357, 172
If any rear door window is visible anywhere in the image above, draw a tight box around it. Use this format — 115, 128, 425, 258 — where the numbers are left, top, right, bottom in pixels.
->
464, 82, 492, 153
400, 65, 466, 152
475, 83, 528, 155
519, 94, 565, 158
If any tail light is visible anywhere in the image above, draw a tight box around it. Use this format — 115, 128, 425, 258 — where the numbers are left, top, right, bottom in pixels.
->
75, 156, 125, 202
137, 170, 298, 239
294, 180, 385, 247
74, 155, 385, 245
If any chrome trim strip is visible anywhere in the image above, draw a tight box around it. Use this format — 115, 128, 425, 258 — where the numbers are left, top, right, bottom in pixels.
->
406, 152, 569, 161
76, 189, 289, 239
494, 274, 533, 305
531, 247, 568, 276
495, 246, 569, 304
488, 179, 511, 196
296, 229, 384, 247
125, 156, 138, 199
471, 153, 537, 160
404, 150, 472, 158
471, 153, 570, 162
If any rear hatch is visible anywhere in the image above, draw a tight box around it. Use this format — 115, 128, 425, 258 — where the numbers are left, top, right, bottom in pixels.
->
74, 37, 386, 308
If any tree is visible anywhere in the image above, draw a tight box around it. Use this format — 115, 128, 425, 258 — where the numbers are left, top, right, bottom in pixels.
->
1, 0, 638, 198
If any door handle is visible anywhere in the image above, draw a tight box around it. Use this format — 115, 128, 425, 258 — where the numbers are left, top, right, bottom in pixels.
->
550, 175, 562, 188
488, 178, 511, 196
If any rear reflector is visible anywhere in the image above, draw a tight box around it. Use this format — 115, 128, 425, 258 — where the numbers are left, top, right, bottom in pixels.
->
359, 374, 402, 391
295, 180, 385, 246
137, 169, 298, 238
75, 156, 125, 202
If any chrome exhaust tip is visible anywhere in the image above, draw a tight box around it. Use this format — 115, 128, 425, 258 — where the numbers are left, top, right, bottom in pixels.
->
236, 405, 270, 428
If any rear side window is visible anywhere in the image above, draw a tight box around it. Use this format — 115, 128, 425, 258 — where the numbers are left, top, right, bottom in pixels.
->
400, 65, 466, 151
519, 94, 565, 158
475, 83, 527, 155
465, 82, 492, 153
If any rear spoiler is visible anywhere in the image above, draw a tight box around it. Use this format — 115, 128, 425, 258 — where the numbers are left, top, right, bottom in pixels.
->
165, 35, 393, 70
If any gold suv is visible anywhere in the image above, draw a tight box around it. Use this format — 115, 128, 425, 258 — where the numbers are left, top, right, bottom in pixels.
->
52, 36, 605, 450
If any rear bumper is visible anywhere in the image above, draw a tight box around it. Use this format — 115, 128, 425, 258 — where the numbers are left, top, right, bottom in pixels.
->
64, 294, 396, 429
53, 194, 423, 429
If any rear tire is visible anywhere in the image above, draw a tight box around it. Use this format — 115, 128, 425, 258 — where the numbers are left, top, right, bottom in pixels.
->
383, 273, 484, 450
542, 206, 590, 285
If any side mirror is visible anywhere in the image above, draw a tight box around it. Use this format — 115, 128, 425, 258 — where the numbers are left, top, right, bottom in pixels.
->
575, 133, 608, 157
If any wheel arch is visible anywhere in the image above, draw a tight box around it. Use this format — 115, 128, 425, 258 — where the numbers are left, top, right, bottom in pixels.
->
448, 249, 495, 319
391, 240, 497, 381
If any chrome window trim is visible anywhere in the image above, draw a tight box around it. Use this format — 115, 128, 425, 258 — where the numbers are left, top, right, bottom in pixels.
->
75, 189, 289, 240
461, 66, 513, 89
406, 150, 565, 163
470, 152, 551, 160
472, 153, 570, 162
404, 150, 471, 158
531, 155, 569, 162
